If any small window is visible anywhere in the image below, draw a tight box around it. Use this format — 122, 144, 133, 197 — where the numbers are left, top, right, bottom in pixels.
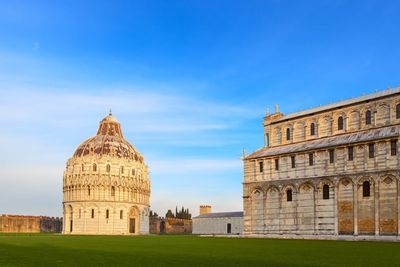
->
88, 187, 91, 196
287, 189, 292, 202
93, 163, 97, 172
259, 161, 264, 173
323, 184, 330, 200
120, 210, 123, 219
363, 181, 371, 197
266, 133, 269, 146
132, 169, 136, 176
365, 110, 372, 125
348, 146, 354, 161
106, 209, 109, 219
91, 209, 95, 218
310, 123, 315, 136
368, 143, 375, 158
396, 104, 400, 119
121, 166, 124, 174
106, 164, 111, 172
111, 186, 115, 197
391, 140, 397, 156
81, 164, 84, 171
291, 156, 296, 168
338, 116, 344, 130
275, 159, 279, 171
329, 149, 335, 164
309, 153, 314, 166
286, 128, 291, 141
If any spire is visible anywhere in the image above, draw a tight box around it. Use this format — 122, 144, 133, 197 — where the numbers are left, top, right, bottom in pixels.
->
109, 109, 112, 116
275, 103, 279, 113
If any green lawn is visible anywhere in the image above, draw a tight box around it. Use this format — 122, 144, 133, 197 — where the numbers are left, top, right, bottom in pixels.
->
0, 234, 398, 267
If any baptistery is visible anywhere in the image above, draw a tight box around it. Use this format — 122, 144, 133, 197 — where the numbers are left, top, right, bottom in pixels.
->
63, 112, 150, 235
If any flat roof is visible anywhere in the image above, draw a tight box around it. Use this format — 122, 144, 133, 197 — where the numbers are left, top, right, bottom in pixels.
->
271, 87, 400, 124
193, 211, 243, 219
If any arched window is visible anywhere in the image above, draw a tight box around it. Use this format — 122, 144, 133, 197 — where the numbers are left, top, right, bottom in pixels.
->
396, 104, 400, 119
338, 116, 344, 130
87, 186, 91, 196
106, 209, 109, 219
93, 163, 97, 172
310, 123, 315, 136
111, 186, 115, 197
91, 209, 95, 218
365, 110, 372, 125
323, 184, 330, 200
286, 128, 291, 141
287, 189, 292, 202
363, 181, 371, 197
132, 169, 136, 176
81, 164, 84, 171
121, 166, 124, 174
106, 164, 111, 172
120, 210, 123, 219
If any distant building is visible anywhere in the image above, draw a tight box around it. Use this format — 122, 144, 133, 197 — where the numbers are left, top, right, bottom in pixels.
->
243, 88, 400, 239
192, 206, 243, 235
63, 112, 151, 235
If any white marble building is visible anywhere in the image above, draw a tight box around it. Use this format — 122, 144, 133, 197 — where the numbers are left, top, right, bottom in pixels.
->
243, 88, 400, 239
62, 112, 150, 235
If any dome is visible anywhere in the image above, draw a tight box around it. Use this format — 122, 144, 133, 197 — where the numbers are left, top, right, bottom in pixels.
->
72, 111, 144, 162
63, 111, 150, 235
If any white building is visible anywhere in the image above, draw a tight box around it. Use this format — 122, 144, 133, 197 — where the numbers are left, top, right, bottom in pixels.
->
63, 112, 150, 235
192, 206, 243, 235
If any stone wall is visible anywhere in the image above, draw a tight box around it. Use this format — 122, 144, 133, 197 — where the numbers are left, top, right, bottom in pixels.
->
149, 217, 192, 234
0, 215, 62, 233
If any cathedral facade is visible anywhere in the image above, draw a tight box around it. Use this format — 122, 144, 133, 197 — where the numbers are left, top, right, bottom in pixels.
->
63, 112, 150, 235
243, 88, 400, 239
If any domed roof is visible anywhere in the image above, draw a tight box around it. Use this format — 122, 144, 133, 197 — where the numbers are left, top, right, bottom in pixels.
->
73, 111, 144, 162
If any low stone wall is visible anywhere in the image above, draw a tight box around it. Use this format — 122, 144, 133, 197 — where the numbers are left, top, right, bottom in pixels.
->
150, 217, 192, 234
0, 215, 62, 233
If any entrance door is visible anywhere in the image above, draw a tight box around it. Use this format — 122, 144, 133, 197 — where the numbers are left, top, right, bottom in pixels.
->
129, 218, 136, 234
227, 223, 232, 234
160, 221, 166, 233
70, 220, 73, 232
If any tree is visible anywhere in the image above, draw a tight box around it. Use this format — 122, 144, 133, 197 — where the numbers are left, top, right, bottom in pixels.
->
165, 209, 174, 218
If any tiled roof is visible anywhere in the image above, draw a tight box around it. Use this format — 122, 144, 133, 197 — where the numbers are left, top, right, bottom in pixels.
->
247, 124, 400, 159
193, 211, 243, 219
272, 87, 400, 124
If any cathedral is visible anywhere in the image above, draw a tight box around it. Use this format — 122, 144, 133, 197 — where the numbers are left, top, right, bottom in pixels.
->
62, 112, 150, 235
243, 88, 400, 239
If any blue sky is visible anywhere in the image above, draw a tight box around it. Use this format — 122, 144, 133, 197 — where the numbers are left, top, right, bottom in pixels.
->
1, 1, 400, 217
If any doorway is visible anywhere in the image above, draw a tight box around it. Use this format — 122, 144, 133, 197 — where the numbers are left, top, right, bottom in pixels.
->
129, 218, 136, 233
227, 223, 232, 234
160, 221, 166, 234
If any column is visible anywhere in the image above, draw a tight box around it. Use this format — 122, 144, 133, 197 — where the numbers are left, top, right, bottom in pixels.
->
353, 180, 358, 236
334, 179, 338, 235
375, 181, 380, 236
313, 184, 317, 235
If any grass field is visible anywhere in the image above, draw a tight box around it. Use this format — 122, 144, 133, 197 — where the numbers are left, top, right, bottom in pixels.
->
0, 234, 399, 267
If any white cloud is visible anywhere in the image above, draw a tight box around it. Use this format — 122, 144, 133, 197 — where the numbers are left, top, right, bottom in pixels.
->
0, 86, 256, 216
